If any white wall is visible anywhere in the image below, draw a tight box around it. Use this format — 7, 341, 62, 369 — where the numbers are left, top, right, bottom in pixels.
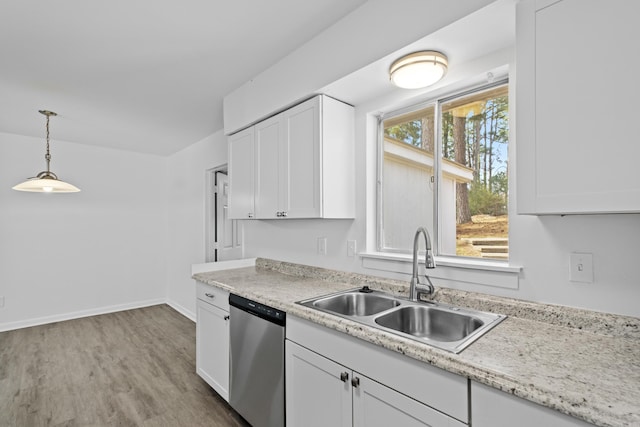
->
0, 132, 168, 330
165, 130, 227, 319
226, 3, 640, 318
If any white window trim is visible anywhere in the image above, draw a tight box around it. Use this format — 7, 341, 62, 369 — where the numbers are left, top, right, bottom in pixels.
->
360, 251, 521, 290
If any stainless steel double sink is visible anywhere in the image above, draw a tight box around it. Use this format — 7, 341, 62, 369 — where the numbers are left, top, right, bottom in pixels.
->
298, 287, 506, 354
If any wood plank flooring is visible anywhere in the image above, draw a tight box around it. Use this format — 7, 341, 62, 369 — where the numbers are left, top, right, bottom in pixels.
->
0, 305, 250, 427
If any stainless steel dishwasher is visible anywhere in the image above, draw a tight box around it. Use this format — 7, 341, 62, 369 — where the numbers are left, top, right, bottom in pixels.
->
229, 294, 286, 427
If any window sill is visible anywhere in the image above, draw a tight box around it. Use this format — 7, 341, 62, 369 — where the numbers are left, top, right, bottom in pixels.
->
359, 252, 522, 290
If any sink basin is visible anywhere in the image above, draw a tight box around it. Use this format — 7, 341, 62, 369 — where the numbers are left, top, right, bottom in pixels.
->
310, 291, 400, 316
375, 305, 483, 342
310, 290, 400, 316
297, 287, 506, 353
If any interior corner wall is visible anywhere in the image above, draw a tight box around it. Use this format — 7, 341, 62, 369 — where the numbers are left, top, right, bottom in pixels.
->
0, 132, 168, 331
166, 130, 228, 320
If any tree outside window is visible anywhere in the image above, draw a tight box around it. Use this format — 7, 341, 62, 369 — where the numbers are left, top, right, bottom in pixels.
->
380, 83, 509, 260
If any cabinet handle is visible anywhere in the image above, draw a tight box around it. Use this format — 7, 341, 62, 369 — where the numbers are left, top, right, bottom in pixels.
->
204, 293, 215, 299
248, 213, 254, 218
276, 211, 282, 217
340, 372, 349, 382
281, 211, 288, 217
351, 377, 360, 388
224, 315, 230, 321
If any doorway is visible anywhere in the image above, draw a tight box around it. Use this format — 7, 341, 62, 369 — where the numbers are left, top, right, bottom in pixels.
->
206, 166, 243, 262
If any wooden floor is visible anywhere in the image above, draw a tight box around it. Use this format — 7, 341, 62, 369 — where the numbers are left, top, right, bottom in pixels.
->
0, 305, 250, 427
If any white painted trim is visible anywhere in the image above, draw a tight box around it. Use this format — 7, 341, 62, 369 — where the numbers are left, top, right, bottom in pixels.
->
166, 299, 196, 322
0, 298, 166, 333
360, 252, 520, 290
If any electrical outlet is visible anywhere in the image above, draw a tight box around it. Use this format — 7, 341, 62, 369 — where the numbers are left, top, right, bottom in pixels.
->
347, 240, 357, 257
317, 237, 327, 255
570, 252, 593, 283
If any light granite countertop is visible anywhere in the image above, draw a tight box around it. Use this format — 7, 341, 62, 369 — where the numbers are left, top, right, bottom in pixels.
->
193, 259, 640, 427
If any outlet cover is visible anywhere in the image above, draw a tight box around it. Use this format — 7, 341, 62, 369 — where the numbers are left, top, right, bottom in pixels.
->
570, 252, 593, 283
317, 237, 327, 255
347, 240, 357, 257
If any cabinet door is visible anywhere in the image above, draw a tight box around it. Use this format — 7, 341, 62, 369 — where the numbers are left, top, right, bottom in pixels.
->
285, 340, 352, 427
353, 374, 465, 427
196, 299, 230, 401
255, 115, 281, 219
228, 127, 255, 219
282, 96, 322, 218
516, 0, 640, 214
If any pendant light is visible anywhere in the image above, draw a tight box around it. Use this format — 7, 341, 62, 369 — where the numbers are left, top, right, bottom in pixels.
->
12, 110, 81, 193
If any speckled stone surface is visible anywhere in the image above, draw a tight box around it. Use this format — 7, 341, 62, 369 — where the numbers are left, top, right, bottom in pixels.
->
193, 259, 640, 427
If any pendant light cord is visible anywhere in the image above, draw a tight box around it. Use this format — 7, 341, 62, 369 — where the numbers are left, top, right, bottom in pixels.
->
45, 113, 51, 173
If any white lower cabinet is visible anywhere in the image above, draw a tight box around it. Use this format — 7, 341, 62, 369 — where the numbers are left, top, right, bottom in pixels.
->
286, 341, 351, 427
286, 341, 461, 427
285, 316, 467, 427
471, 381, 595, 427
195, 283, 230, 401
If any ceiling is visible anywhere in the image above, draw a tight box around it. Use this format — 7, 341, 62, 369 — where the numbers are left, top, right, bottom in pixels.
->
0, 0, 366, 155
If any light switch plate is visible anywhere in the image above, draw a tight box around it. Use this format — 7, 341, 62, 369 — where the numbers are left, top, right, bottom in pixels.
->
570, 252, 593, 283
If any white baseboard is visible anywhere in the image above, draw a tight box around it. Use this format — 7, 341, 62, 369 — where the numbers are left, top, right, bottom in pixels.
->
166, 299, 196, 322
0, 298, 166, 332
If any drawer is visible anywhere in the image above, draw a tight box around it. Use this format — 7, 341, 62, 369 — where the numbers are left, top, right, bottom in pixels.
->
196, 281, 230, 312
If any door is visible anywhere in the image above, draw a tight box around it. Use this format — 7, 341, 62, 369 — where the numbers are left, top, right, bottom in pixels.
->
352, 374, 465, 427
255, 115, 281, 218
285, 340, 352, 427
196, 299, 230, 401
215, 172, 243, 261
228, 127, 255, 219
283, 96, 322, 218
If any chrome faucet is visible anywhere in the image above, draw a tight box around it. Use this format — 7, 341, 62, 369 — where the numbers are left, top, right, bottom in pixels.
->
410, 227, 436, 301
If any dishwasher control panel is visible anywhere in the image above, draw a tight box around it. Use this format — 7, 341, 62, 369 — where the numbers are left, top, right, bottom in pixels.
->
229, 293, 286, 326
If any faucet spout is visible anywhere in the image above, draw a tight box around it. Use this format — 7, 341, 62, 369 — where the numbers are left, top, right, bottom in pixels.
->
410, 227, 436, 301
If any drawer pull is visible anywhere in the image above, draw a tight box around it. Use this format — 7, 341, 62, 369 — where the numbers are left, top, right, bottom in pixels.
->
351, 377, 360, 388
340, 372, 349, 382
205, 293, 215, 299
224, 315, 230, 321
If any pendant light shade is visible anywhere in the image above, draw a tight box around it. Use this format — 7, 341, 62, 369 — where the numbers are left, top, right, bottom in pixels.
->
389, 51, 448, 89
12, 110, 81, 193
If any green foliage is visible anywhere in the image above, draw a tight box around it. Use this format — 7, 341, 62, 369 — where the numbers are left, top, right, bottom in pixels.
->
385, 120, 422, 147
469, 183, 507, 216
490, 170, 508, 196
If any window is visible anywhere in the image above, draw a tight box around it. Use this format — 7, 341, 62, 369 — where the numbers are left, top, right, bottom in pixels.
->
379, 81, 509, 261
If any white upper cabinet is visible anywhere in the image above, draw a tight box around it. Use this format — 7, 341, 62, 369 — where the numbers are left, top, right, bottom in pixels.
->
228, 95, 355, 219
516, 0, 640, 214
228, 126, 255, 219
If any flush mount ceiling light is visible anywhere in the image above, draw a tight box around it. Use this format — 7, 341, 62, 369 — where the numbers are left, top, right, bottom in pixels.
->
12, 110, 81, 193
389, 51, 448, 89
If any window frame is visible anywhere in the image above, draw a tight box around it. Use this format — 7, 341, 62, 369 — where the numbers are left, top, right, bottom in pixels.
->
376, 78, 510, 262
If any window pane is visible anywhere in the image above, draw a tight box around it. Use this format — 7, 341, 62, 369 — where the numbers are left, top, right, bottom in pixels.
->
382, 105, 435, 251
441, 85, 509, 259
